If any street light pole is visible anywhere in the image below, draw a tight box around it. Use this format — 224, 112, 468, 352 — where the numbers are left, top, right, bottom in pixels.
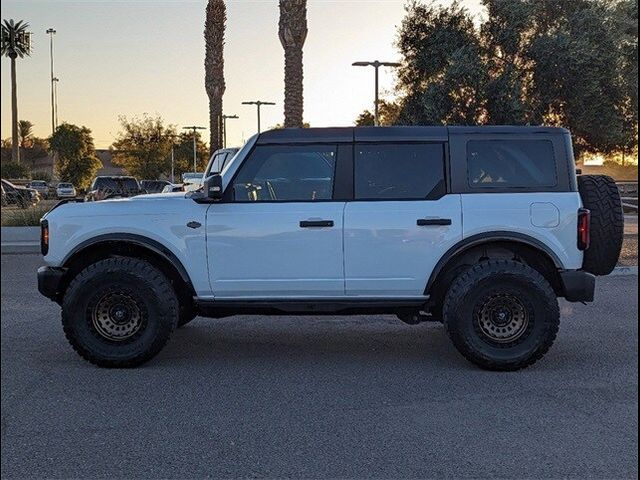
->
221, 114, 239, 148
182, 125, 206, 171
242, 101, 275, 134
52, 77, 59, 127
352, 60, 401, 126
46, 28, 56, 134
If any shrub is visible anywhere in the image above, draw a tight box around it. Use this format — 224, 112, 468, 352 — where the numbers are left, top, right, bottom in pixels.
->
1, 161, 30, 179
0, 205, 50, 226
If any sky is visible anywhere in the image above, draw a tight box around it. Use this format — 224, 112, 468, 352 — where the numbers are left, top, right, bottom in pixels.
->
1, 0, 484, 149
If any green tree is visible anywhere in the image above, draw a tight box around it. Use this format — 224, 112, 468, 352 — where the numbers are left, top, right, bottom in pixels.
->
0, 160, 29, 179
172, 131, 209, 179
355, 100, 401, 126
18, 120, 33, 148
393, 0, 638, 156
395, 1, 487, 126
1, 19, 32, 164
111, 115, 176, 180
49, 123, 102, 190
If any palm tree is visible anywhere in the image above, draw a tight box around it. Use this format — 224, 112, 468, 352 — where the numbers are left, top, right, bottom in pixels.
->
1, 19, 32, 163
278, 0, 307, 128
204, 0, 226, 155
18, 120, 33, 148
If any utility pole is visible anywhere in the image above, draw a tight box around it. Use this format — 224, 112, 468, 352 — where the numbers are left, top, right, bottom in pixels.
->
170, 146, 175, 183
182, 126, 206, 172
46, 28, 56, 134
352, 60, 400, 126
52, 77, 59, 127
221, 114, 238, 148
242, 101, 275, 134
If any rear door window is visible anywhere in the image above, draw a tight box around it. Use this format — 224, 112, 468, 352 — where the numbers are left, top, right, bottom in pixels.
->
354, 143, 446, 200
467, 140, 557, 188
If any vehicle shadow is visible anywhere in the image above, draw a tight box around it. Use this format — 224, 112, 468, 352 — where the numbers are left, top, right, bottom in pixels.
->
159, 315, 468, 369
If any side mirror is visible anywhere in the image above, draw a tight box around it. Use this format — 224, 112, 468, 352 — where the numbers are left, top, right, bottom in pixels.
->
204, 174, 223, 200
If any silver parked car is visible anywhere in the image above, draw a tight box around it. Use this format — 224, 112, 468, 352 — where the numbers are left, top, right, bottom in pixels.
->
56, 182, 76, 198
27, 180, 49, 199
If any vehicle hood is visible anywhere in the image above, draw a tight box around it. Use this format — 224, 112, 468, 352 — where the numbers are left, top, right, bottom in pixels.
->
44, 192, 192, 219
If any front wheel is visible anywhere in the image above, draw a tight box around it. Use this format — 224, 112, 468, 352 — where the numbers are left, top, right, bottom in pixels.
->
61, 257, 179, 367
443, 259, 560, 371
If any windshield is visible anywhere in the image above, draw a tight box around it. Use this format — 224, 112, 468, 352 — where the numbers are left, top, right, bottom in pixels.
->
91, 177, 140, 191
31, 181, 46, 186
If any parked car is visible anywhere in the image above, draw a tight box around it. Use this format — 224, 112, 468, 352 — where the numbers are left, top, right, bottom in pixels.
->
140, 180, 171, 194
182, 172, 205, 192
37, 126, 624, 370
161, 183, 184, 193
27, 180, 49, 199
1, 179, 39, 208
85, 176, 144, 201
55, 182, 77, 199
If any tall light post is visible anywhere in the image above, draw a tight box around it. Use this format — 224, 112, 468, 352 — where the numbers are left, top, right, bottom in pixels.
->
242, 100, 275, 134
221, 114, 238, 148
46, 28, 56, 134
182, 126, 206, 172
352, 60, 400, 126
52, 77, 59, 127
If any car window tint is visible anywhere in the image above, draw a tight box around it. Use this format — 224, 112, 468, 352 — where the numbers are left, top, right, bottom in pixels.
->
467, 140, 557, 188
93, 178, 140, 191
232, 145, 336, 202
354, 143, 446, 200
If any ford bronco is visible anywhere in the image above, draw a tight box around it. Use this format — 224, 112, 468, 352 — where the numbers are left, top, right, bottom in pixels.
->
37, 126, 624, 370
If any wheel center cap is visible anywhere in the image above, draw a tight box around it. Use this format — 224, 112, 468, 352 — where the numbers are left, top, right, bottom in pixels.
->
110, 305, 130, 324
492, 308, 512, 326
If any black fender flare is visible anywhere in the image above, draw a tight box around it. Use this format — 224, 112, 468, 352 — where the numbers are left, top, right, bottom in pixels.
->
62, 233, 194, 291
424, 231, 564, 295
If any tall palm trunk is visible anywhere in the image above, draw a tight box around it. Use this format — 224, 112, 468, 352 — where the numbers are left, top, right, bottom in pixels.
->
10, 55, 20, 163
204, 0, 226, 156
279, 0, 307, 128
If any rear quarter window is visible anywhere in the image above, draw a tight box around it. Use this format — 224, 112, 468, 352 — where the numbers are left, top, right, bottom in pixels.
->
467, 139, 557, 189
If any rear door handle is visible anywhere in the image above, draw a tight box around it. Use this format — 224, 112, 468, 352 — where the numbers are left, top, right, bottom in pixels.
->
417, 218, 452, 226
300, 220, 334, 228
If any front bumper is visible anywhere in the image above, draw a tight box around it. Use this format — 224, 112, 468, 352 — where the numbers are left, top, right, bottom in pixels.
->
37, 266, 67, 302
560, 270, 596, 302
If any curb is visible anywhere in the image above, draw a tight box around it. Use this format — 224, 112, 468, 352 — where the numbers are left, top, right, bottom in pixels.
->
609, 266, 638, 276
1, 242, 40, 254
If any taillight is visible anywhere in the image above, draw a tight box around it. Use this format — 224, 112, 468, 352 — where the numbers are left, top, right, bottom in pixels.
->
41, 219, 49, 256
577, 208, 590, 251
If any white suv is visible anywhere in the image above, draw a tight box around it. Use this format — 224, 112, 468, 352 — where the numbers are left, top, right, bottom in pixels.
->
37, 126, 624, 370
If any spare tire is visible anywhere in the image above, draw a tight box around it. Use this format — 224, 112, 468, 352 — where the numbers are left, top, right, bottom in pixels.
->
577, 175, 624, 276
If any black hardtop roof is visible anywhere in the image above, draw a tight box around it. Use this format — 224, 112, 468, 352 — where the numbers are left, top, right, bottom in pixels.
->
256, 125, 569, 144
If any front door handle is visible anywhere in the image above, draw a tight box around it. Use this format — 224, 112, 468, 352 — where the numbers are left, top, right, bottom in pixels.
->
300, 220, 334, 228
417, 218, 452, 226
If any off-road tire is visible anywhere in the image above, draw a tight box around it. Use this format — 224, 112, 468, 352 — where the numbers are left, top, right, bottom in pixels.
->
62, 257, 179, 367
577, 175, 624, 276
443, 259, 560, 371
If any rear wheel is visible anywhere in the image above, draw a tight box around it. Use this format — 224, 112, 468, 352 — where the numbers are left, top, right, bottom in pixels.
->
62, 257, 179, 367
443, 259, 560, 371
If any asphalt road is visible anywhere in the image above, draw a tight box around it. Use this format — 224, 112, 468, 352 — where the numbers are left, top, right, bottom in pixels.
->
1, 254, 638, 479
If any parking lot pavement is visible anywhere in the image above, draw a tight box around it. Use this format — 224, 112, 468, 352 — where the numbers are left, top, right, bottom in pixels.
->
1, 254, 638, 479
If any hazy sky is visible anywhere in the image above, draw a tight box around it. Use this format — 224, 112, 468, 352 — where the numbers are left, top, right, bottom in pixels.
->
1, 0, 483, 149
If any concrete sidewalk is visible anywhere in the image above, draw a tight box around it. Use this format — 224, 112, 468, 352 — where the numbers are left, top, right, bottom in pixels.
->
0, 227, 40, 254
